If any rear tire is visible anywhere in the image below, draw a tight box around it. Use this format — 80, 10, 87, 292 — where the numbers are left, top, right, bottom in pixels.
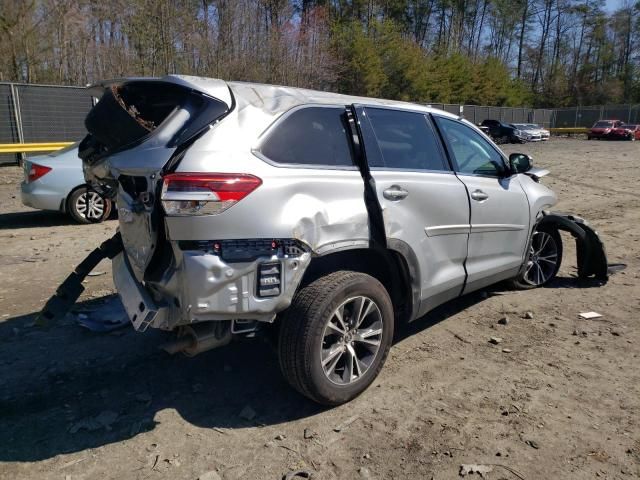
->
278, 271, 394, 405
510, 225, 562, 290
68, 186, 112, 224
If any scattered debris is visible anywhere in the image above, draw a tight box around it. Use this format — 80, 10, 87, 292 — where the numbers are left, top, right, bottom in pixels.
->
282, 470, 311, 480
87, 271, 106, 277
579, 311, 603, 319
358, 466, 373, 478
275, 434, 286, 440
489, 337, 503, 345
523, 311, 534, 319
303, 428, 316, 440
334, 414, 360, 432
448, 329, 471, 344
198, 471, 222, 480
75, 297, 129, 332
459, 464, 493, 477
525, 439, 540, 449
69, 410, 118, 433
239, 405, 257, 421
498, 316, 509, 325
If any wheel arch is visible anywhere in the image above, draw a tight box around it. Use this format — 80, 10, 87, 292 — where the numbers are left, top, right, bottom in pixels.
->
299, 244, 420, 324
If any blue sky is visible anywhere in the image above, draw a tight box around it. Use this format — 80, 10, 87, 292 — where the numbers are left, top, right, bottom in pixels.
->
604, 0, 624, 12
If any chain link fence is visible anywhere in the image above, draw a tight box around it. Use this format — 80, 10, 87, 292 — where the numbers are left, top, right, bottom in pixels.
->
427, 104, 554, 128
1, 81, 637, 165
0, 82, 93, 164
554, 104, 640, 128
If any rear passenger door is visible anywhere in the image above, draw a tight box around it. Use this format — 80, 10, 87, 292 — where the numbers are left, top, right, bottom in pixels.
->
433, 115, 530, 293
354, 106, 470, 313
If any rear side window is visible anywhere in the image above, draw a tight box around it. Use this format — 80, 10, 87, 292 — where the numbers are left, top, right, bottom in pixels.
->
365, 108, 448, 171
259, 106, 355, 167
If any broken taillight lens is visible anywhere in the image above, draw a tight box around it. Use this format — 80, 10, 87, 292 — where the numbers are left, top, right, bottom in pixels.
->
27, 163, 52, 183
161, 173, 262, 216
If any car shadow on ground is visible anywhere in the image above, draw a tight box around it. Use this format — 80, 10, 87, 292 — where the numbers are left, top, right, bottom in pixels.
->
0, 210, 75, 230
0, 277, 598, 463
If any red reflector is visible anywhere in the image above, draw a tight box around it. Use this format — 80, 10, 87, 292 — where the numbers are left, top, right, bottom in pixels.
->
28, 163, 52, 183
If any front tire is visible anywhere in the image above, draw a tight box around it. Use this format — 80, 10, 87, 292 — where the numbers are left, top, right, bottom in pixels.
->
510, 225, 562, 290
278, 271, 394, 405
68, 186, 112, 224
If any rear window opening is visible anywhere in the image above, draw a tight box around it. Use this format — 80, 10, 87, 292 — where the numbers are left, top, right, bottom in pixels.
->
81, 80, 230, 164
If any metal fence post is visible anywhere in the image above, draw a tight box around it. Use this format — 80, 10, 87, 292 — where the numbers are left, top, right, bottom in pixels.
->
9, 83, 25, 163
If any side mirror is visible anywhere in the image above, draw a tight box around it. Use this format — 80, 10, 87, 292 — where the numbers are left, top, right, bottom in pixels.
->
509, 153, 533, 174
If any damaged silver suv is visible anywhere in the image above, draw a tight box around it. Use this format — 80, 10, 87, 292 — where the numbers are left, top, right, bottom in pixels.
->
39, 76, 609, 405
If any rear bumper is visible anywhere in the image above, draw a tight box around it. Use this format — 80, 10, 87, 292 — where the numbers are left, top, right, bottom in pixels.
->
20, 181, 66, 211
113, 242, 312, 331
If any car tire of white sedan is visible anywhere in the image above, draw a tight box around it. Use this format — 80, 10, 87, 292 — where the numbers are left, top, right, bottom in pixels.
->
278, 271, 394, 405
68, 186, 112, 224
510, 225, 563, 290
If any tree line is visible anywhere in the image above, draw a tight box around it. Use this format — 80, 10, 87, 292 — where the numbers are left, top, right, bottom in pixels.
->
0, 0, 638, 107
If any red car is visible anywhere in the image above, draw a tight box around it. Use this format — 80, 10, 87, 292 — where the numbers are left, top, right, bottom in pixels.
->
588, 119, 636, 140
621, 124, 640, 141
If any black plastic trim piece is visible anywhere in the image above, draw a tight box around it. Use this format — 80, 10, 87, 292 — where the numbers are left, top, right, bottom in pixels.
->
534, 212, 609, 281
347, 105, 387, 250
36, 233, 124, 325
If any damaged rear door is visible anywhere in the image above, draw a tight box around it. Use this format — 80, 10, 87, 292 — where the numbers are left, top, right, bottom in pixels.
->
80, 76, 232, 280
351, 105, 470, 315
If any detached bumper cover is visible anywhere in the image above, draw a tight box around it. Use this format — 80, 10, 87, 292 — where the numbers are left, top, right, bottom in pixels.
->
538, 212, 609, 281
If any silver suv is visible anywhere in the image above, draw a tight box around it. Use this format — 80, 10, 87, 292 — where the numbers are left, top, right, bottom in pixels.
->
41, 75, 609, 405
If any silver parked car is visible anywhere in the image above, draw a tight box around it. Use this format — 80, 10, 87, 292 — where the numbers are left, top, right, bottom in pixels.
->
512, 123, 543, 142
20, 143, 113, 223
41, 76, 609, 405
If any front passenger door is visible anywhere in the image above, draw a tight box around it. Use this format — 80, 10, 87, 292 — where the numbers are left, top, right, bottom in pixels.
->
434, 116, 530, 293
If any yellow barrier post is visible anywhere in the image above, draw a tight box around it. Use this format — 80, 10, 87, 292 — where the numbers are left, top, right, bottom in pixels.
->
0, 142, 75, 154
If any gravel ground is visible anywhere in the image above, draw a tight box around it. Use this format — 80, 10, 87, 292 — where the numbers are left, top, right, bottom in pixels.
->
0, 137, 638, 480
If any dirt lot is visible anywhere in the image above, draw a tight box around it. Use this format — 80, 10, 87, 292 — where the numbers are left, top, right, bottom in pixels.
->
0, 138, 638, 480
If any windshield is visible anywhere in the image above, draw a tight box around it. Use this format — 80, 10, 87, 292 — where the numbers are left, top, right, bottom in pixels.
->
594, 121, 613, 128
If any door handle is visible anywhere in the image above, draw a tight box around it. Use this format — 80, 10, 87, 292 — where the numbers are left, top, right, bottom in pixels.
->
383, 186, 409, 201
470, 189, 489, 201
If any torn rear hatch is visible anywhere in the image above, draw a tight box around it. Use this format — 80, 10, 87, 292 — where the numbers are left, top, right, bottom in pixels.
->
79, 75, 232, 279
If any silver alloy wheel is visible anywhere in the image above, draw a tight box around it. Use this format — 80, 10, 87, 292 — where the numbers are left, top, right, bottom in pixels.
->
321, 296, 383, 385
523, 230, 559, 286
75, 191, 105, 221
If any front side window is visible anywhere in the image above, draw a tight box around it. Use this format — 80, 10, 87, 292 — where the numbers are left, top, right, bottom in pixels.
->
435, 116, 506, 176
259, 106, 354, 167
364, 107, 448, 171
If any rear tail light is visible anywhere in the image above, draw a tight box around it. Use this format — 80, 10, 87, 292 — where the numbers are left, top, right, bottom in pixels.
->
27, 163, 52, 183
161, 173, 262, 216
